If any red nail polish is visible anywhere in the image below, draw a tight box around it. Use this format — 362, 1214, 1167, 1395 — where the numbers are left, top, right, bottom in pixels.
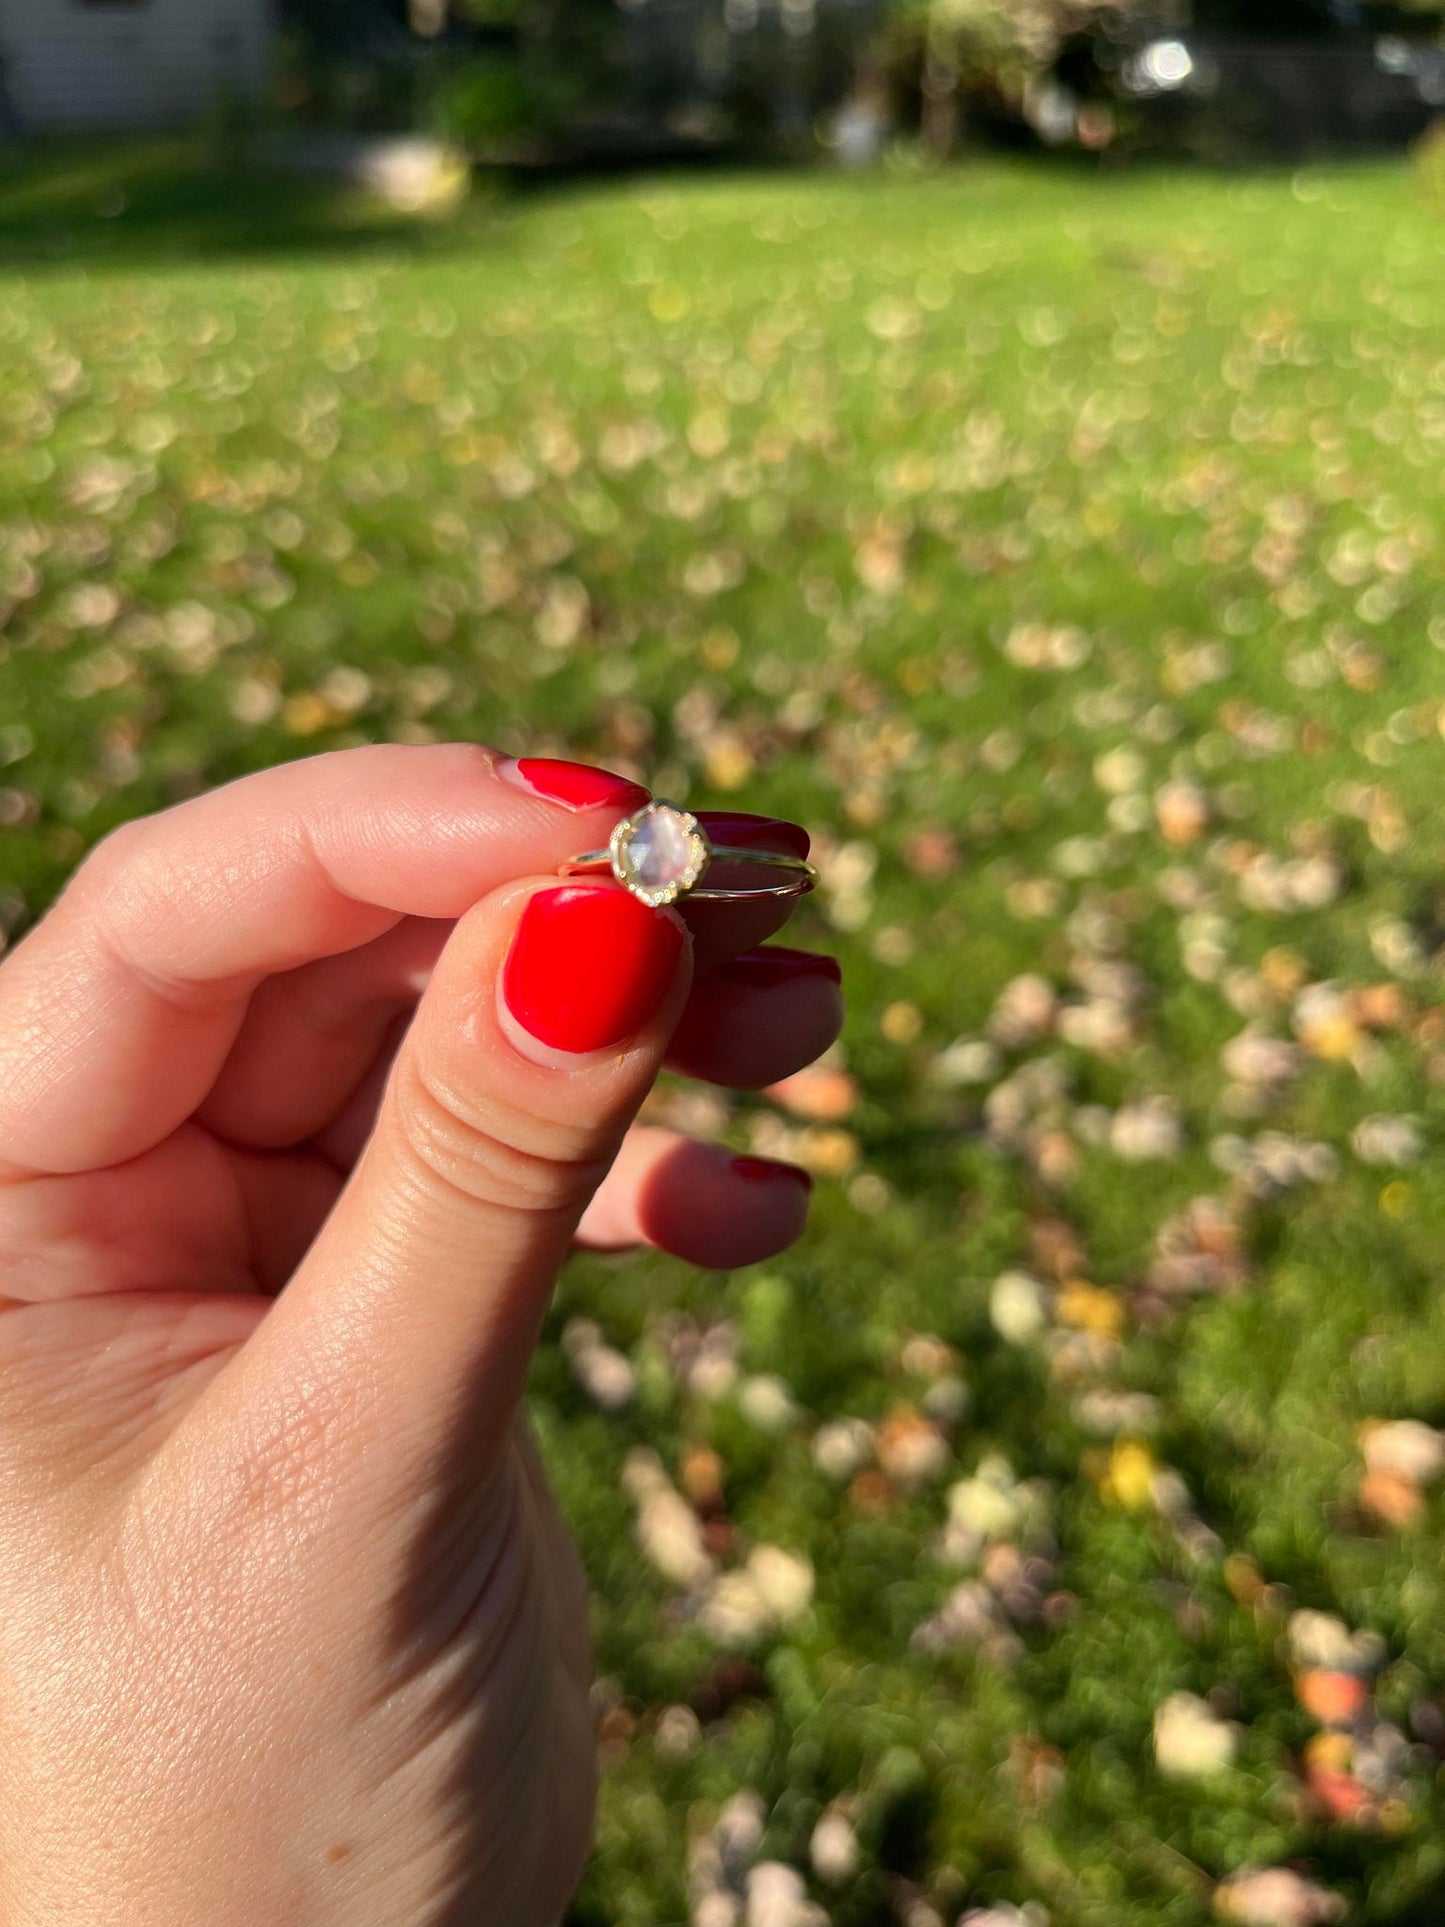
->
499, 756, 650, 814
731, 1155, 814, 1192
714, 946, 842, 990
694, 812, 811, 859
503, 886, 683, 1053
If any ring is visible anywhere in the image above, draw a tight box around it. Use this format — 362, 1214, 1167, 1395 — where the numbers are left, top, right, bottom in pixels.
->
558, 800, 817, 909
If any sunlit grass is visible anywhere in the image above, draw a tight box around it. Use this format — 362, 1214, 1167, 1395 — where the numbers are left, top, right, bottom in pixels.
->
2, 148, 1445, 1926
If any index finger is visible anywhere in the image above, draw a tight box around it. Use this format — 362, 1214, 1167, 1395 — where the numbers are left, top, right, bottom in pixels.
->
0, 744, 657, 1176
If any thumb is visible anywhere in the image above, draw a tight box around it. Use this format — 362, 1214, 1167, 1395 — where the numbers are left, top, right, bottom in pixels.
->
215, 877, 690, 1475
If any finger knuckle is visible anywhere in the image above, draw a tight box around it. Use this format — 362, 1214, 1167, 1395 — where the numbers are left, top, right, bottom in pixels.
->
73, 822, 168, 951
394, 1051, 612, 1223
77, 817, 149, 892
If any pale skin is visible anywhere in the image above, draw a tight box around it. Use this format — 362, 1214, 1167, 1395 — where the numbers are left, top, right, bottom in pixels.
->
0, 744, 843, 1927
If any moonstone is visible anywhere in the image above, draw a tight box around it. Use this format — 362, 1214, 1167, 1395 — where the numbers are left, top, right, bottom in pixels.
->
625, 805, 696, 892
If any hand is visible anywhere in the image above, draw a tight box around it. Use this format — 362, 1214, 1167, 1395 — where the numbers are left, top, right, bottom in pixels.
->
0, 745, 842, 1927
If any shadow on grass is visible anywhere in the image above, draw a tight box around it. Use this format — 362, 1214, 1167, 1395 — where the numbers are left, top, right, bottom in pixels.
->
0, 137, 488, 273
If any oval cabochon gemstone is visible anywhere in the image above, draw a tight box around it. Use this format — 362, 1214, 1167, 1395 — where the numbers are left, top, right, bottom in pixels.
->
625, 805, 697, 892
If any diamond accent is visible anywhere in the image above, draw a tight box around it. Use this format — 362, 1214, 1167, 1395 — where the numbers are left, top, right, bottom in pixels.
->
609, 802, 708, 908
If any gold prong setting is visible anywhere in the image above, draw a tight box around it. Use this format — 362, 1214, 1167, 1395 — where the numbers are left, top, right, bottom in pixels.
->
608, 801, 710, 908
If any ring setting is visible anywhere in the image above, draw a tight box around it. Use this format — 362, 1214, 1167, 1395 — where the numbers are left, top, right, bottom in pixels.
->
560, 800, 817, 909
610, 801, 709, 907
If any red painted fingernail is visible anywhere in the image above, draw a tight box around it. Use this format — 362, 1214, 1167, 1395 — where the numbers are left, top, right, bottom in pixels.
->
498, 756, 650, 814
695, 812, 811, 859
731, 1155, 814, 1192
714, 946, 842, 989
502, 886, 684, 1053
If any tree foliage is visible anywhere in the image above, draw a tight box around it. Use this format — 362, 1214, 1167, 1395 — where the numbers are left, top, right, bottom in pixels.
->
1192, 0, 1445, 28
913, 0, 1126, 90
881, 0, 1149, 150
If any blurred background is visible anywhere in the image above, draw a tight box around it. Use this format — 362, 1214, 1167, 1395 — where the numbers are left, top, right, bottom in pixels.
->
7, 0, 1445, 168
3, 3, 1445, 1924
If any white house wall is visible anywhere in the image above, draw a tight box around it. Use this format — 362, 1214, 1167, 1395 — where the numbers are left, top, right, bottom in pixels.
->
0, 0, 271, 132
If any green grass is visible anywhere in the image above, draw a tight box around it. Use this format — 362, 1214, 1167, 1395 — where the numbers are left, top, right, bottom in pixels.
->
4, 146, 1445, 1924
0, 136, 454, 265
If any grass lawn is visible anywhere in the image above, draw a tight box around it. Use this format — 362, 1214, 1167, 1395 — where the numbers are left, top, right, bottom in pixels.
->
3, 144, 1445, 1925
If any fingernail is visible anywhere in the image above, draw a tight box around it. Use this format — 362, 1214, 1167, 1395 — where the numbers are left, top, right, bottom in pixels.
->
502, 885, 684, 1054
695, 812, 811, 859
731, 1155, 814, 1193
713, 946, 842, 990
497, 756, 650, 814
